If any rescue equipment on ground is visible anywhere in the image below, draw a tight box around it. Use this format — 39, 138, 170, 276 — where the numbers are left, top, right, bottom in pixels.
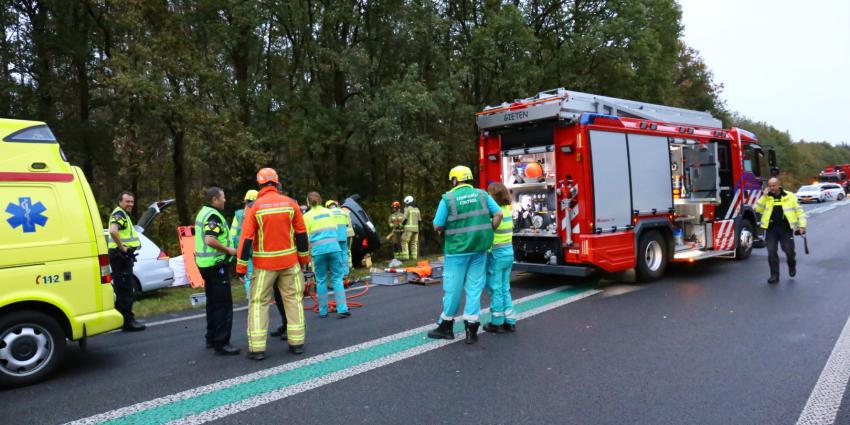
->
302, 270, 369, 313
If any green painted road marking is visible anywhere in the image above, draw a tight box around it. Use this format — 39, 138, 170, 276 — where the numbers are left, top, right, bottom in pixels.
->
70, 284, 598, 425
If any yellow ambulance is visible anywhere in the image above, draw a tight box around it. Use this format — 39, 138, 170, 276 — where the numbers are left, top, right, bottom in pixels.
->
0, 118, 123, 387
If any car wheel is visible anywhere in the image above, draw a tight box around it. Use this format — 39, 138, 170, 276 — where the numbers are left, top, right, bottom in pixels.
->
636, 230, 668, 283
131, 277, 143, 300
839, 193, 845, 201
0, 311, 66, 388
735, 220, 754, 260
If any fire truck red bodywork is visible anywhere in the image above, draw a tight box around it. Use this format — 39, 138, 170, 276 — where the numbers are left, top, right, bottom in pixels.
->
818, 164, 850, 193
477, 92, 771, 280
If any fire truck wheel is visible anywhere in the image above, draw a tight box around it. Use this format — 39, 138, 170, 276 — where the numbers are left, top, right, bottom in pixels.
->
735, 220, 754, 260
636, 230, 667, 282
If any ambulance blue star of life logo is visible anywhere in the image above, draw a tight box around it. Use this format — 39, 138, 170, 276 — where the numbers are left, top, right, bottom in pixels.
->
5, 197, 48, 233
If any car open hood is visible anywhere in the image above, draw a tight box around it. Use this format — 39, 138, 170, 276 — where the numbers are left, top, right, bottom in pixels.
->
136, 199, 175, 233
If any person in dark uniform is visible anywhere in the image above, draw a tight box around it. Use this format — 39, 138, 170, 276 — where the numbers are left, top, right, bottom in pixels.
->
754, 177, 807, 284
194, 187, 240, 355
107, 191, 145, 331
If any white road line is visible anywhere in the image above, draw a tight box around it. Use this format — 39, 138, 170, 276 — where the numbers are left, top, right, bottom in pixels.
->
144, 307, 249, 328
168, 288, 602, 425
796, 312, 850, 425
142, 284, 369, 328
66, 284, 597, 425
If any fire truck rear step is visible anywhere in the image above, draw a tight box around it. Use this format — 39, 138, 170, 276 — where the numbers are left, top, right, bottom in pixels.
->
672, 249, 735, 262
513, 262, 596, 277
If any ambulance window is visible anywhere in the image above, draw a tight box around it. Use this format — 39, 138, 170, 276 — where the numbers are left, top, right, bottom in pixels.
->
3, 125, 57, 143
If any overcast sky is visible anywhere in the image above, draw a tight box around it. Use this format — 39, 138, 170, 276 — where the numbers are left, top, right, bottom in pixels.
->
677, 0, 850, 144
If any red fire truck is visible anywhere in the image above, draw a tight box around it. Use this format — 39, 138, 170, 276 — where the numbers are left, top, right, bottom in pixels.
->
476, 88, 777, 281
818, 164, 850, 193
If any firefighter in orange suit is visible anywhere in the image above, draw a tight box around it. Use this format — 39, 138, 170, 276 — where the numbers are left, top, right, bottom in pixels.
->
236, 168, 312, 360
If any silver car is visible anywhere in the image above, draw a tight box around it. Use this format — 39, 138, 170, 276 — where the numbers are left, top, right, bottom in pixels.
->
104, 200, 176, 295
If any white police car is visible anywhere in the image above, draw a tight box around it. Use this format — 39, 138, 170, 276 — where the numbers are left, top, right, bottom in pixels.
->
796, 183, 846, 203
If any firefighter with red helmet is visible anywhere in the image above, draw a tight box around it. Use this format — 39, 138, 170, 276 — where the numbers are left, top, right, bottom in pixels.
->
237, 168, 311, 360
388, 201, 405, 259
400, 196, 421, 260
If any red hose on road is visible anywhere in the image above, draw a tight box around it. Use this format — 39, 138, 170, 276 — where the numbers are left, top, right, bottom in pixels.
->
302, 274, 370, 314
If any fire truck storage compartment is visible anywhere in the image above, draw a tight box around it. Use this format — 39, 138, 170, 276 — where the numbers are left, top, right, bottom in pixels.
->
588, 131, 674, 232
499, 127, 560, 264
670, 139, 720, 202
673, 203, 713, 251
501, 148, 557, 237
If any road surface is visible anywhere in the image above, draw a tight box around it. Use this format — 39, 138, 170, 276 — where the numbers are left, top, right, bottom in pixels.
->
4, 199, 850, 425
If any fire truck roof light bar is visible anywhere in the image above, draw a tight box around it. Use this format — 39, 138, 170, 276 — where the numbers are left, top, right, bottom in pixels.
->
477, 88, 723, 130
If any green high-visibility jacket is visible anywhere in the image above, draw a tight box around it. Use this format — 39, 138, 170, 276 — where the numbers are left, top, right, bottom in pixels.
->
194, 205, 232, 268
442, 185, 494, 254
107, 206, 141, 250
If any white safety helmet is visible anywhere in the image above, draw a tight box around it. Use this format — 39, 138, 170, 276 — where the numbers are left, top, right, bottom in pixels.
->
404, 195, 414, 205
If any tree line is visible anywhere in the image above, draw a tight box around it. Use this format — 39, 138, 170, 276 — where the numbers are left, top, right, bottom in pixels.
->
2, 0, 846, 254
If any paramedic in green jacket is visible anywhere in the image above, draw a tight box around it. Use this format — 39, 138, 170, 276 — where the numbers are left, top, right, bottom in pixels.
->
427, 165, 503, 344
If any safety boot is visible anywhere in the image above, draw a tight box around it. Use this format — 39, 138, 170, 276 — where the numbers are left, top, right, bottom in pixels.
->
465, 321, 480, 344
789, 265, 797, 277
502, 323, 517, 333
289, 344, 304, 355
247, 351, 265, 361
483, 322, 503, 334
768, 275, 779, 284
427, 320, 454, 340
215, 345, 241, 356
122, 319, 146, 332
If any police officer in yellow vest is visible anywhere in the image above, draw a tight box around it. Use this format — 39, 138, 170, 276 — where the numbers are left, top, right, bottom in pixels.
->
428, 166, 503, 344
195, 187, 240, 355
108, 191, 145, 331
400, 196, 421, 261
754, 177, 807, 284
